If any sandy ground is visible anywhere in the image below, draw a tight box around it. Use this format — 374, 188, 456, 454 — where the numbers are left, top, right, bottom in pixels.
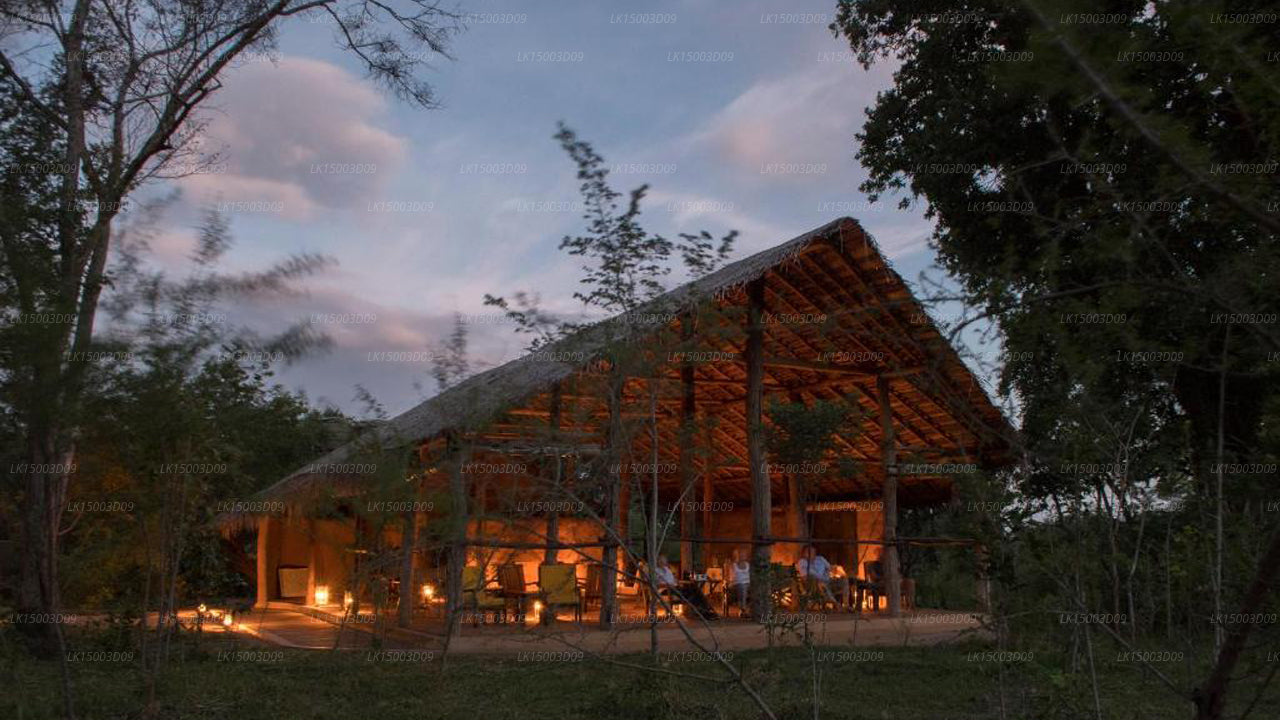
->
222, 604, 990, 655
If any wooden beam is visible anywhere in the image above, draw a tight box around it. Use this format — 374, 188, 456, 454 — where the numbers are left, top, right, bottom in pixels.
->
746, 278, 771, 619
726, 354, 919, 377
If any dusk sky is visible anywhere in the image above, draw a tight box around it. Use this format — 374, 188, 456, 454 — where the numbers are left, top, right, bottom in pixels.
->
126, 0, 995, 417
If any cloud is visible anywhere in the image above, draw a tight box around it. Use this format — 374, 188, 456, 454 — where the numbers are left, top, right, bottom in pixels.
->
178, 56, 407, 219
218, 283, 526, 415
686, 61, 880, 176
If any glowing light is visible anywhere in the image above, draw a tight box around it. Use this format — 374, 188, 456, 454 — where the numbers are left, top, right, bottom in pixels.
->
197, 603, 207, 614
422, 584, 435, 601
343, 591, 354, 608
314, 585, 330, 606
222, 614, 234, 627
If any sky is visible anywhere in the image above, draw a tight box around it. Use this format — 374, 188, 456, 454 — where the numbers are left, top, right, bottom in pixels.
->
121, 0, 1000, 418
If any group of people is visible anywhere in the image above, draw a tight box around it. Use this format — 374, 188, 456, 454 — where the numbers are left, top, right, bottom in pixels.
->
648, 545, 845, 621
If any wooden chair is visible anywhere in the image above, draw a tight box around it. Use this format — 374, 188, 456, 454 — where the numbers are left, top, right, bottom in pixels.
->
537, 563, 582, 624
862, 560, 912, 612
461, 565, 507, 626
497, 564, 537, 622
582, 563, 603, 613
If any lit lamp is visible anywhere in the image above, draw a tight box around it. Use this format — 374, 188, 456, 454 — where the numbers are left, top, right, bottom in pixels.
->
422, 584, 435, 602
530, 600, 544, 625
197, 603, 208, 614
222, 613, 234, 627
314, 585, 330, 606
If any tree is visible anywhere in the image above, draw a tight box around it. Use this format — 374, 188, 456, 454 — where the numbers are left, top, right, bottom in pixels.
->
833, 2, 1278, 717
485, 123, 735, 632
0, 0, 461, 648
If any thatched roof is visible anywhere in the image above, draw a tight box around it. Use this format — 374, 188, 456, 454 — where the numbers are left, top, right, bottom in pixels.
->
241, 217, 1017, 516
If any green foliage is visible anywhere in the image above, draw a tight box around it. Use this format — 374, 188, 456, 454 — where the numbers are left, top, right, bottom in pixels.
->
766, 398, 859, 466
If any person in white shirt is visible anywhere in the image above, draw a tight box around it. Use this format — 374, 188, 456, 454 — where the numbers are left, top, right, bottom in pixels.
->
728, 549, 750, 614
795, 545, 837, 606
653, 555, 677, 589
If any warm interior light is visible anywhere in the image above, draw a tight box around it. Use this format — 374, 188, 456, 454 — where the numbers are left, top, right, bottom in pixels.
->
343, 590, 354, 608
197, 603, 207, 614
674, 604, 684, 616
422, 584, 435, 600
314, 585, 330, 606
222, 614, 234, 627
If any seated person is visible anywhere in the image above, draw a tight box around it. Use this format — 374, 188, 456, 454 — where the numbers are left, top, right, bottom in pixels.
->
795, 545, 838, 607
829, 564, 851, 608
728, 549, 751, 614
651, 555, 718, 621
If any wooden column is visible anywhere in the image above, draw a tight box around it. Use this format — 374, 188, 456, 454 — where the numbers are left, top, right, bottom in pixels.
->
545, 383, 563, 565
255, 515, 275, 608
877, 375, 901, 617
976, 544, 991, 614
600, 374, 624, 629
787, 390, 807, 546
305, 518, 318, 606
746, 278, 771, 619
702, 419, 716, 565
397, 504, 418, 628
445, 431, 469, 637
679, 316, 697, 573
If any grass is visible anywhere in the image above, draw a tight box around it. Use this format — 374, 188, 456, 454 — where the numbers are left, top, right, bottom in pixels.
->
4, 630, 1276, 720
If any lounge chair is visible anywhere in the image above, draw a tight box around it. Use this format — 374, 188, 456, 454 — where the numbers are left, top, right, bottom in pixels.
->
537, 563, 582, 624
461, 565, 507, 626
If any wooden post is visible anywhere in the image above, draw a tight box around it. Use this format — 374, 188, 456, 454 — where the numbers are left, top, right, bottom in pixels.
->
976, 544, 991, 614
679, 317, 697, 574
445, 432, 469, 637
877, 375, 901, 617
787, 391, 808, 546
255, 515, 274, 609
545, 383, 563, 565
305, 518, 318, 606
397, 507, 417, 627
746, 278, 771, 619
600, 374, 624, 629
702, 420, 715, 566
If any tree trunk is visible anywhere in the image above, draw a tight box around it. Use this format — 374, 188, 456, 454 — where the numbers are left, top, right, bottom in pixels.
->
17, 438, 72, 634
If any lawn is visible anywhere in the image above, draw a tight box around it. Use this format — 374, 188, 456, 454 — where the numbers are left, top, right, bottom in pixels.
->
9, 627, 1269, 720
